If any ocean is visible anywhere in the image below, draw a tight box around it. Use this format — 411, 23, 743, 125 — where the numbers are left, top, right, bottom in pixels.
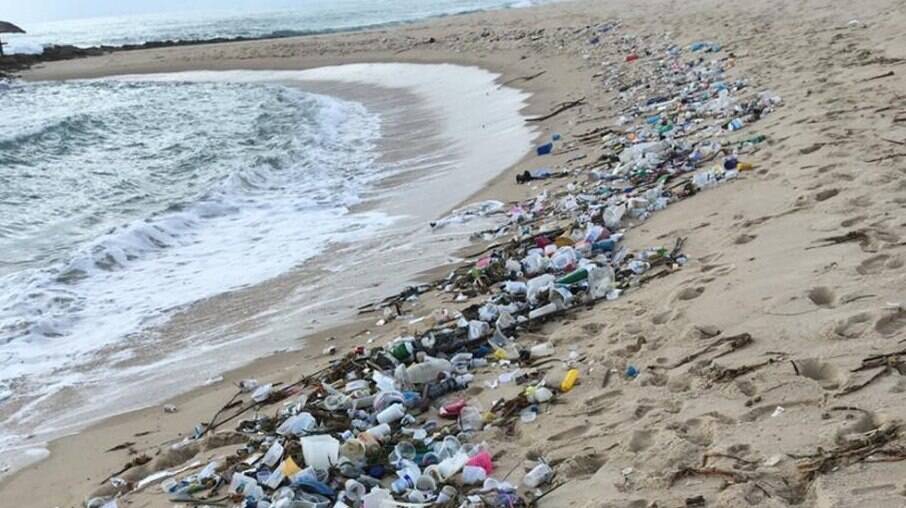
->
3, 0, 551, 54
0, 17, 537, 471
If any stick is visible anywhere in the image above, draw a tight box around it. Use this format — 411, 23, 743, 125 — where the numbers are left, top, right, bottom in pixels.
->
862, 70, 895, 82
527, 98, 586, 123
806, 230, 870, 250
500, 70, 546, 87
865, 153, 906, 162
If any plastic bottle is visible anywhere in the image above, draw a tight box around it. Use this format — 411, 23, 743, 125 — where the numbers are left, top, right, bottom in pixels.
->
556, 267, 588, 285
603, 204, 625, 229
560, 369, 580, 392
406, 357, 452, 385
522, 463, 553, 488
530, 342, 555, 358
376, 403, 406, 424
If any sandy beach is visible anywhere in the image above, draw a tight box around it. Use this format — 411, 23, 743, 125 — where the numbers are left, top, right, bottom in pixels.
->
3, 0, 906, 506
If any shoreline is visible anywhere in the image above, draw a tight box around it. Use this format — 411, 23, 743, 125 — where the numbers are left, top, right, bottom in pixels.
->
0, 64, 538, 482
4, 0, 906, 506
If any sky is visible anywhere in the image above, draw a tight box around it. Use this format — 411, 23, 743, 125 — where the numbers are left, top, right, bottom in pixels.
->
1, 0, 303, 23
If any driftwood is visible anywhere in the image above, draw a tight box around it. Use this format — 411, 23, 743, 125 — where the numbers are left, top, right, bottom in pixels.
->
709, 356, 781, 383
527, 98, 586, 122
667, 333, 754, 369
795, 422, 903, 481
836, 349, 906, 397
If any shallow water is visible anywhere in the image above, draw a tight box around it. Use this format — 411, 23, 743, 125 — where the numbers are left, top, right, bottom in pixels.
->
4, 0, 555, 54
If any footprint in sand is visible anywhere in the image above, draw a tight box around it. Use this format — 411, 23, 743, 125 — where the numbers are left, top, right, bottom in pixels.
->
794, 357, 846, 390
734, 233, 757, 245
808, 286, 837, 307
627, 429, 655, 452
815, 188, 840, 202
799, 142, 825, 155
857, 254, 903, 275
558, 451, 606, 480
651, 309, 675, 325
675, 286, 705, 301
841, 215, 866, 228
676, 418, 714, 446
876, 310, 906, 337
828, 311, 874, 339
548, 424, 589, 442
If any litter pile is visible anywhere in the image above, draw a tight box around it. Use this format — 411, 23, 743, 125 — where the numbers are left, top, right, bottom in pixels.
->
86, 30, 781, 508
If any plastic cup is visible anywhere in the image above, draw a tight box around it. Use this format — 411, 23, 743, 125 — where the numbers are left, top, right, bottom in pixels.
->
345, 479, 366, 501
415, 474, 436, 492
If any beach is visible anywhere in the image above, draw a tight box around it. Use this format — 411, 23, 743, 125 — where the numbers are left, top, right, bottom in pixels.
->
3, 0, 906, 506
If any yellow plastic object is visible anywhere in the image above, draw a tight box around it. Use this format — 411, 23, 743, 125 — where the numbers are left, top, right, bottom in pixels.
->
737, 162, 755, 171
554, 235, 575, 247
560, 369, 580, 392
280, 456, 302, 476
493, 348, 508, 361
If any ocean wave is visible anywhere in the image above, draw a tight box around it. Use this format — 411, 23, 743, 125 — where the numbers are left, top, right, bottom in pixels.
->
0, 79, 390, 377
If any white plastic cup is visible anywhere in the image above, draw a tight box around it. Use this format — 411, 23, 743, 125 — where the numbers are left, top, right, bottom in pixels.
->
415, 474, 436, 492
345, 479, 366, 501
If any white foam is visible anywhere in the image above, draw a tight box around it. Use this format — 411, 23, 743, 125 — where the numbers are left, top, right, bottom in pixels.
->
111, 64, 534, 217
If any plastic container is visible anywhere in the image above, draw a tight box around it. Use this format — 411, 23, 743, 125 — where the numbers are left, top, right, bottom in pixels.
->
459, 406, 484, 431
276, 412, 317, 436
462, 465, 487, 484
301, 435, 339, 472
262, 440, 285, 467
560, 369, 580, 392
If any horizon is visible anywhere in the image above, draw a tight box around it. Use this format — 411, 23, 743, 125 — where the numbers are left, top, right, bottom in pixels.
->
2, 0, 313, 24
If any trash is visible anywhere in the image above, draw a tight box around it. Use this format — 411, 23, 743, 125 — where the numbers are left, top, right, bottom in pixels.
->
111, 25, 783, 508
301, 435, 339, 472
163, 404, 178, 414
522, 462, 553, 488
560, 368, 580, 392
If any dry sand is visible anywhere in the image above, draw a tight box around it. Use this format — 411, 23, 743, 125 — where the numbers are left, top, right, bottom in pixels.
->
3, 0, 906, 506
